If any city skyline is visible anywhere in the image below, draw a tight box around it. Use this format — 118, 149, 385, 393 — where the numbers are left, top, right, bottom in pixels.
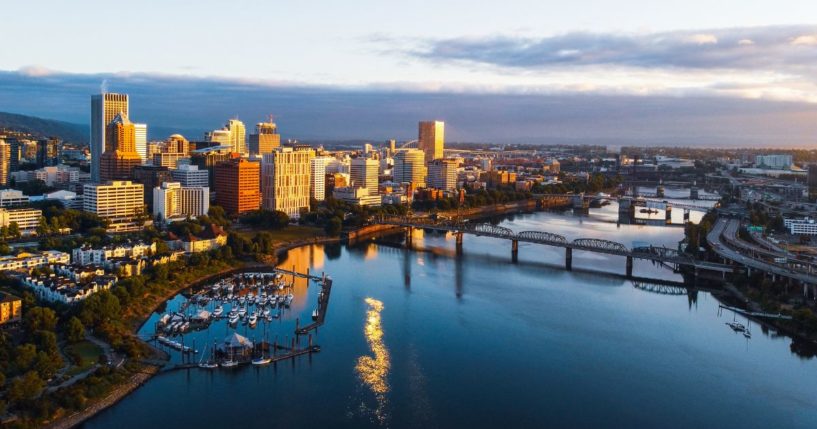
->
0, 1, 815, 147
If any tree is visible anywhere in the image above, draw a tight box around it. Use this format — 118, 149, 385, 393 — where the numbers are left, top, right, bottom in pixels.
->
24, 307, 58, 332
7, 371, 44, 403
8, 221, 20, 239
66, 316, 85, 343
14, 344, 37, 371
325, 216, 342, 236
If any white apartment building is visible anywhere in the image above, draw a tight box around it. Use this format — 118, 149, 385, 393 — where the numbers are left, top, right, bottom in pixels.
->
153, 182, 209, 222
83, 181, 146, 232
784, 218, 817, 235
171, 164, 209, 188
333, 186, 381, 207
310, 157, 329, 202
72, 241, 156, 265
755, 154, 793, 169
261, 147, 314, 218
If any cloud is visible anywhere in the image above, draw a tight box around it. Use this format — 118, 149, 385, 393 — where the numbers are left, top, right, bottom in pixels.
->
1, 68, 816, 147
405, 25, 817, 72
791, 34, 817, 46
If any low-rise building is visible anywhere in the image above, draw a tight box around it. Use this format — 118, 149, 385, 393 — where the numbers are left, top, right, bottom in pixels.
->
23, 274, 117, 305
0, 250, 70, 271
72, 241, 156, 265
166, 224, 228, 253
0, 207, 42, 236
0, 189, 30, 207
0, 293, 22, 325
332, 186, 382, 206
784, 217, 817, 235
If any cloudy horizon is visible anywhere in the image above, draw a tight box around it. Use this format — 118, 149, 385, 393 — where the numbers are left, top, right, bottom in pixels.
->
1, 1, 816, 147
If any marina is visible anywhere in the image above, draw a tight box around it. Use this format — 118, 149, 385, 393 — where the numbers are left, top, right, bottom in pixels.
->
149, 267, 333, 370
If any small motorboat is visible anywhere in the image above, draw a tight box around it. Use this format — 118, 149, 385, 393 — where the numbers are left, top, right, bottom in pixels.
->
251, 356, 271, 365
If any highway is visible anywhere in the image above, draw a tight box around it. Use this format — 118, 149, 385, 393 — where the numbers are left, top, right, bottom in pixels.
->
707, 218, 817, 284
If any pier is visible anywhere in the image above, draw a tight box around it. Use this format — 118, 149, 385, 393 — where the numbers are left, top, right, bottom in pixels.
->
718, 304, 793, 321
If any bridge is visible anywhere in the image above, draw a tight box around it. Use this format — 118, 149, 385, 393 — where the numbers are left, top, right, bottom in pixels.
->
533, 193, 716, 212
376, 216, 733, 278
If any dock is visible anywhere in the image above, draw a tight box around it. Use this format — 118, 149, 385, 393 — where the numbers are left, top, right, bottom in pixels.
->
296, 276, 333, 334
718, 304, 793, 320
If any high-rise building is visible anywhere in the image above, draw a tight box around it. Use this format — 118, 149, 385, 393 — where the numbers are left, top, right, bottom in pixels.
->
134, 123, 147, 163
418, 120, 444, 162
132, 165, 173, 207
99, 113, 142, 182
428, 158, 459, 191
8, 138, 21, 173
310, 157, 329, 202
152, 152, 187, 169
249, 121, 281, 155
36, 138, 60, 167
83, 181, 145, 232
166, 134, 190, 155
205, 129, 232, 147
171, 164, 209, 188
393, 149, 427, 188
809, 165, 817, 200
191, 146, 236, 187
261, 147, 314, 218
0, 141, 9, 186
153, 182, 209, 222
91, 93, 129, 182
213, 158, 260, 215
226, 119, 247, 155
350, 158, 379, 196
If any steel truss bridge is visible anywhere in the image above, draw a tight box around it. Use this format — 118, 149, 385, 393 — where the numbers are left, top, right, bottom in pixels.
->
376, 216, 732, 274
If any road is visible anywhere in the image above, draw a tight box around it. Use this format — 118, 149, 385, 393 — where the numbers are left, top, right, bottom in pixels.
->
707, 218, 817, 284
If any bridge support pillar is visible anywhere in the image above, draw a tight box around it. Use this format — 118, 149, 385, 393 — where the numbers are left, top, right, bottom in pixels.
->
511, 240, 518, 263
455, 232, 463, 255
405, 227, 413, 248
626, 256, 633, 278
565, 248, 572, 271
665, 205, 672, 225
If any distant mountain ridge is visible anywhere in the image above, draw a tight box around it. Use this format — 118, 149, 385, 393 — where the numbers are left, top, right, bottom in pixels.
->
0, 111, 88, 143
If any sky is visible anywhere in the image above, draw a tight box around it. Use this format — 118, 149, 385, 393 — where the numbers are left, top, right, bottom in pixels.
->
1, 0, 816, 146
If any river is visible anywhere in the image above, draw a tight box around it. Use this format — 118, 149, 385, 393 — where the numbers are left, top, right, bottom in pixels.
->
82, 203, 817, 429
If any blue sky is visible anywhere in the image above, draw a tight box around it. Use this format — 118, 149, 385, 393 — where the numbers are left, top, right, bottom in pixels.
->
1, 0, 816, 146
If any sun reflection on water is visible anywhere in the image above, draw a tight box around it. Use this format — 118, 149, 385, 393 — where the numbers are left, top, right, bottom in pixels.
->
355, 297, 390, 424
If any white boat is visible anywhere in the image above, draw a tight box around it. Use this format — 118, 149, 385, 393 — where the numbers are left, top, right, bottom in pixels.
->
228, 314, 239, 325
252, 356, 271, 365
284, 294, 294, 307
221, 359, 238, 368
213, 305, 224, 318
312, 309, 319, 321
238, 307, 247, 317
249, 314, 258, 327
262, 308, 271, 318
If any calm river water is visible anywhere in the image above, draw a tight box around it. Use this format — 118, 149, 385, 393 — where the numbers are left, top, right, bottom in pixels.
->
82, 203, 817, 429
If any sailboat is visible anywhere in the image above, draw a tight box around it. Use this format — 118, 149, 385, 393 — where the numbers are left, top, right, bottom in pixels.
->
198, 344, 218, 369
221, 344, 238, 368
743, 322, 752, 339
252, 324, 271, 365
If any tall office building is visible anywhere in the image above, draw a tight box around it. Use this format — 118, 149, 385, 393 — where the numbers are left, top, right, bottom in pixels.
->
8, 139, 21, 173
166, 134, 190, 155
310, 157, 329, 202
153, 182, 209, 222
249, 121, 281, 155
132, 165, 173, 207
418, 120, 445, 162
261, 147, 314, 218
83, 181, 145, 232
393, 149, 427, 188
205, 129, 232, 147
134, 123, 147, 163
91, 93, 129, 182
0, 141, 9, 186
36, 138, 60, 167
226, 119, 247, 155
99, 113, 142, 182
428, 158, 459, 191
350, 157, 379, 195
191, 146, 236, 187
213, 158, 260, 215
171, 164, 209, 188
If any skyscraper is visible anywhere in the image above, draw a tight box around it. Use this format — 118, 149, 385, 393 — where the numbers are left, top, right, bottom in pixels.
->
99, 113, 142, 182
428, 158, 459, 191
91, 93, 129, 182
226, 119, 247, 155
418, 120, 445, 162
0, 141, 9, 186
132, 165, 173, 207
205, 129, 232, 147
261, 147, 314, 218
213, 158, 260, 215
393, 149, 427, 188
310, 157, 329, 202
249, 121, 281, 155
7, 138, 21, 173
36, 138, 60, 167
350, 157, 379, 195
134, 123, 147, 163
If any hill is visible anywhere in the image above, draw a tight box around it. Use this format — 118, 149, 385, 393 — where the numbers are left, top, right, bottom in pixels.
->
0, 111, 88, 143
